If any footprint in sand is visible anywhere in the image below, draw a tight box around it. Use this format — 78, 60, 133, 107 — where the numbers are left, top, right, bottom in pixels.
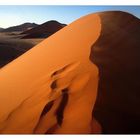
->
39, 62, 80, 125
34, 62, 80, 133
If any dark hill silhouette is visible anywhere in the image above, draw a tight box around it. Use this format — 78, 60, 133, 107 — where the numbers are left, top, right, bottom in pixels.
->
1, 23, 38, 32
21, 20, 66, 38
0, 28, 4, 32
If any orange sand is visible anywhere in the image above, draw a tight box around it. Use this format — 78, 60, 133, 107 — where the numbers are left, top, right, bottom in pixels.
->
0, 13, 101, 134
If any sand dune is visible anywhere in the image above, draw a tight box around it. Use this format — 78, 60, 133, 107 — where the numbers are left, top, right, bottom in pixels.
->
1, 23, 38, 32
0, 12, 101, 134
91, 11, 140, 134
0, 32, 43, 68
21, 20, 66, 38
0, 11, 139, 134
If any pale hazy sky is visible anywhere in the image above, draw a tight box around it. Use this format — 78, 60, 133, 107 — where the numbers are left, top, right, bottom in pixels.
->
0, 6, 140, 28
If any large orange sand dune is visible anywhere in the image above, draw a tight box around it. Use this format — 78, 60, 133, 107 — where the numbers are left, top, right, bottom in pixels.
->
0, 11, 140, 134
0, 12, 101, 134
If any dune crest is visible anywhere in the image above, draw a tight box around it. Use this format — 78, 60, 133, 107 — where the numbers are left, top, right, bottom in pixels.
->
0, 13, 101, 134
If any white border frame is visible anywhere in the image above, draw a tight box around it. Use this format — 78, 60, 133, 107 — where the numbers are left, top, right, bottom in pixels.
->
0, 0, 140, 5
0, 1, 140, 140
1, 135, 140, 140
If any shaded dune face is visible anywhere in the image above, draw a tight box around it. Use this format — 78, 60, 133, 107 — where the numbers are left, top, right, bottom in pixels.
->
0, 13, 101, 134
90, 11, 140, 133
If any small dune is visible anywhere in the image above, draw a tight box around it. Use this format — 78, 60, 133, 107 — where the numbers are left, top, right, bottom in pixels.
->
21, 20, 66, 39
1, 23, 38, 32
0, 32, 43, 68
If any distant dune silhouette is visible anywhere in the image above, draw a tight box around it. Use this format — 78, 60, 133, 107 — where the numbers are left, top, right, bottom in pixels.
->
1, 23, 38, 32
0, 32, 42, 68
0, 28, 4, 32
21, 20, 66, 38
0, 20, 67, 68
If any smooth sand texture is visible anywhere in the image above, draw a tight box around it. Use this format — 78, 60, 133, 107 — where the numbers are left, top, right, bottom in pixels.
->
0, 13, 101, 134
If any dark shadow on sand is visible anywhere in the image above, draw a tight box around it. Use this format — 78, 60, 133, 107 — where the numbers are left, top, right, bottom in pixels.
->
90, 11, 140, 134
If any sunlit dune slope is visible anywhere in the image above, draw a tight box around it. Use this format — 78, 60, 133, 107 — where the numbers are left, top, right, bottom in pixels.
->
91, 11, 140, 133
0, 13, 101, 134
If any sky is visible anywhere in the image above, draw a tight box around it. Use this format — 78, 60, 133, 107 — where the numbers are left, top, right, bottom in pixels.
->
0, 6, 140, 28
